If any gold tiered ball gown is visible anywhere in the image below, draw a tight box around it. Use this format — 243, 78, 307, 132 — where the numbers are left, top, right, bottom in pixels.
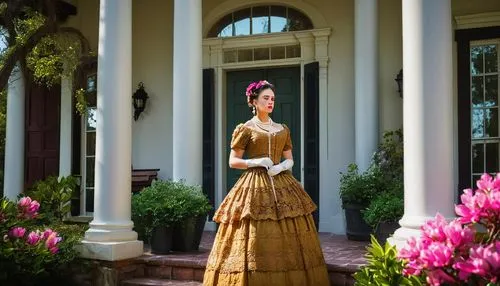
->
203, 120, 329, 286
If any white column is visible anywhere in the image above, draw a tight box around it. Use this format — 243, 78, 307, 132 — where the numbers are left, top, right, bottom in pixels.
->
354, 0, 378, 171
59, 73, 72, 177
389, 0, 455, 248
79, 0, 142, 261
3, 64, 25, 201
172, 0, 202, 185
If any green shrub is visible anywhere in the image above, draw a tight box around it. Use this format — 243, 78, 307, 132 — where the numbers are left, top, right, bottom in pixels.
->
23, 175, 78, 223
132, 180, 211, 241
353, 235, 423, 286
362, 181, 404, 228
339, 164, 387, 207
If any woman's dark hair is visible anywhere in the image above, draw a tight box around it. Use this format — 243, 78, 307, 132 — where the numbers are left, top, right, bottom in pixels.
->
246, 80, 275, 107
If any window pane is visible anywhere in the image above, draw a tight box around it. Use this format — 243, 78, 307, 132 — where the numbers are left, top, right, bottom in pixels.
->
472, 76, 484, 107
472, 143, 484, 173
86, 108, 97, 131
485, 108, 498, 137
484, 45, 498, 73
485, 142, 499, 173
287, 7, 314, 31
85, 188, 94, 212
86, 132, 96, 156
472, 109, 485, 138
87, 74, 96, 93
485, 75, 498, 107
471, 46, 484, 75
86, 157, 95, 187
234, 8, 251, 36
252, 6, 269, 34
270, 6, 287, 33
224, 50, 237, 63
209, 13, 233, 37
286, 45, 301, 58
254, 47, 270, 60
238, 49, 253, 62
271, 46, 285, 59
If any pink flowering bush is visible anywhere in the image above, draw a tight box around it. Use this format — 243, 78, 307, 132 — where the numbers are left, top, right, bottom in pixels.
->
398, 173, 500, 286
0, 196, 86, 285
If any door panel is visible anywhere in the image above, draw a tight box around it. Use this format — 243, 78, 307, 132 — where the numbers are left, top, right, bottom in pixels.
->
25, 83, 61, 187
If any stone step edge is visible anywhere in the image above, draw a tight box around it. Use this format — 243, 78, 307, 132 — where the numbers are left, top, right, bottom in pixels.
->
121, 277, 202, 286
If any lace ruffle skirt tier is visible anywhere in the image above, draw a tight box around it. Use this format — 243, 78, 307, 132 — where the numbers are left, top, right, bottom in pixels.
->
203, 168, 329, 286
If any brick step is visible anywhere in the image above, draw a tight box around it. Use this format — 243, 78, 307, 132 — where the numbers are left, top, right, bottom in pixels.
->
122, 278, 202, 286
136, 256, 356, 285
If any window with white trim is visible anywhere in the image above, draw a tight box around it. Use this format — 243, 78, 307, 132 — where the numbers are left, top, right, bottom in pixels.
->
470, 40, 499, 185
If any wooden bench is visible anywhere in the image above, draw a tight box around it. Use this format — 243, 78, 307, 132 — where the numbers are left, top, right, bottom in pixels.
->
132, 168, 160, 193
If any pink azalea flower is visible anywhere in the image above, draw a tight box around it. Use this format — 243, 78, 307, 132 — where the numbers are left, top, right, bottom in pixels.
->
18, 197, 32, 208
45, 232, 62, 250
26, 231, 41, 245
443, 219, 475, 249
41, 228, 54, 240
27, 200, 40, 215
420, 242, 454, 268
477, 173, 495, 191
421, 213, 448, 242
454, 243, 500, 282
426, 269, 456, 286
49, 246, 59, 254
9, 227, 26, 238
456, 189, 486, 224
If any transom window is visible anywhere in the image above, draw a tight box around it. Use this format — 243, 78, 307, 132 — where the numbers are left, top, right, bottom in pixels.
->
208, 5, 313, 38
470, 40, 499, 185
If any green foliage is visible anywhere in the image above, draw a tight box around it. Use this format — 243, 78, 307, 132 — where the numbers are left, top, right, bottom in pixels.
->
339, 163, 386, 207
362, 181, 404, 228
26, 32, 83, 87
353, 235, 423, 286
132, 180, 212, 241
74, 88, 87, 115
372, 129, 404, 181
24, 175, 78, 223
0, 197, 87, 286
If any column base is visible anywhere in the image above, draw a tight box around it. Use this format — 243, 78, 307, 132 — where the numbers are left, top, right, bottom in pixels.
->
387, 214, 456, 249
78, 240, 143, 261
387, 226, 422, 249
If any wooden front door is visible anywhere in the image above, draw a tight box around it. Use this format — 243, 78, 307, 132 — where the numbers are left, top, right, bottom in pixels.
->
25, 83, 61, 187
226, 66, 301, 192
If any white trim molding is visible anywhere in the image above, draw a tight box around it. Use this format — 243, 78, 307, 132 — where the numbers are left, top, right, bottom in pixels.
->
454, 12, 500, 30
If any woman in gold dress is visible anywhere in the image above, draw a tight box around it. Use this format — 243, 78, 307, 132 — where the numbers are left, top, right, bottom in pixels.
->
203, 80, 329, 286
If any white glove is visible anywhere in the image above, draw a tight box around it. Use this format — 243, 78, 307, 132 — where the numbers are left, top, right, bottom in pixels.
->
268, 159, 294, 176
245, 157, 274, 169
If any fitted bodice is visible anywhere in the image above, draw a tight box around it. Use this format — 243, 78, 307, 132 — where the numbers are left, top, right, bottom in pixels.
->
230, 120, 293, 164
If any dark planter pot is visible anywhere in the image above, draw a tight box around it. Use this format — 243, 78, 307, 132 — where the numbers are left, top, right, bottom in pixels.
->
344, 203, 373, 241
172, 215, 207, 252
150, 226, 174, 254
375, 221, 399, 244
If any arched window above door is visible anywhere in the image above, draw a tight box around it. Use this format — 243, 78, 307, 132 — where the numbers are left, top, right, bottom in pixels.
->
207, 5, 313, 38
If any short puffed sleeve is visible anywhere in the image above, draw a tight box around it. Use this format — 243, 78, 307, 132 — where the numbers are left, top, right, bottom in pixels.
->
282, 124, 293, 151
230, 124, 251, 150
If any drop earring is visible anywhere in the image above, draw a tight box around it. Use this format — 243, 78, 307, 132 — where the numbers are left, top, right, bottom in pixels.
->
252, 106, 256, 115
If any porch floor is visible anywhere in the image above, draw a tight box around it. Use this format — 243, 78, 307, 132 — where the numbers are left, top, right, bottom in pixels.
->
128, 231, 368, 286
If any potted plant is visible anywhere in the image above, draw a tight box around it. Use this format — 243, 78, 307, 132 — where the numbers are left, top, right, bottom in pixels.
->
339, 164, 383, 241
171, 182, 212, 252
362, 181, 403, 244
131, 180, 185, 254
